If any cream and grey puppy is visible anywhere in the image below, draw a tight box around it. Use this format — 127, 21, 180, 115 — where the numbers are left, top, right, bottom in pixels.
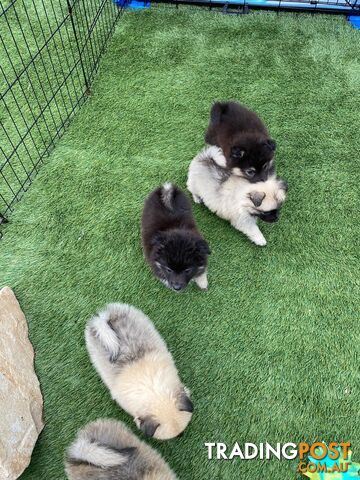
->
187, 146, 287, 246
65, 419, 177, 480
85, 303, 193, 440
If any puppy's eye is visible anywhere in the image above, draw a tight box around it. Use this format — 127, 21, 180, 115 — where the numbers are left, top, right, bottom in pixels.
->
184, 268, 192, 274
245, 168, 256, 177
262, 162, 268, 170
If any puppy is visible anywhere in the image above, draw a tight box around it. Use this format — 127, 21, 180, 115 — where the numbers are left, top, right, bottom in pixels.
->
141, 182, 210, 291
187, 146, 287, 246
85, 303, 193, 440
205, 100, 276, 182
65, 419, 177, 480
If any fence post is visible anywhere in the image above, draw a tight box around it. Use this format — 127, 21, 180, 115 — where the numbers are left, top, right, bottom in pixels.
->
66, 0, 91, 95
0, 214, 8, 224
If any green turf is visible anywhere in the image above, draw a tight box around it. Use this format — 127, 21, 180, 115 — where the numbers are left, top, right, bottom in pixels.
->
1, 6, 359, 479
0, 0, 116, 214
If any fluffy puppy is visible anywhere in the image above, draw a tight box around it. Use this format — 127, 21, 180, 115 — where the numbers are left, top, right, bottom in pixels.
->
205, 100, 276, 182
187, 146, 287, 246
141, 182, 210, 291
85, 303, 193, 440
65, 419, 177, 480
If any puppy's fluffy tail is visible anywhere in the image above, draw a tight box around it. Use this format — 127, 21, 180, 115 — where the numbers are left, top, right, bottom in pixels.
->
86, 304, 123, 361
197, 146, 227, 168
66, 421, 129, 469
160, 182, 175, 211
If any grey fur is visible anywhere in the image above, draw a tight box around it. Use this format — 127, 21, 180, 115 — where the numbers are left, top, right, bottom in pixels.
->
176, 390, 194, 413
65, 419, 177, 480
199, 153, 231, 184
86, 304, 163, 372
249, 191, 266, 207
138, 416, 160, 437
160, 182, 174, 211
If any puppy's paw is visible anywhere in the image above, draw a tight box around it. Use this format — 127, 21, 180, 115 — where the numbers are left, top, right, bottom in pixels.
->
253, 236, 267, 246
192, 194, 203, 204
195, 273, 208, 290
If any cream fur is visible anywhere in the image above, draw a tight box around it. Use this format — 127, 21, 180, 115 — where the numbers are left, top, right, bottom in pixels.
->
194, 271, 208, 290
187, 147, 287, 246
119, 351, 191, 440
85, 304, 193, 440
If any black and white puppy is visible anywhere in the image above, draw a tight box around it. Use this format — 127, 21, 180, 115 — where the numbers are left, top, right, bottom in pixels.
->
141, 183, 210, 291
205, 100, 276, 182
187, 147, 287, 246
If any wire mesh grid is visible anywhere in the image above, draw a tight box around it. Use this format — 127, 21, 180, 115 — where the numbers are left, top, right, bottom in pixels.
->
157, 0, 359, 13
0, 0, 122, 233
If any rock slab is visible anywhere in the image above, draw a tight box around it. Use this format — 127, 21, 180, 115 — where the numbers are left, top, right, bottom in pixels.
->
0, 287, 44, 480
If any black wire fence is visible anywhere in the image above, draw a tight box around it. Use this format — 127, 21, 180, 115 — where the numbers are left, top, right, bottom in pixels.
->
157, 0, 359, 15
0, 0, 122, 234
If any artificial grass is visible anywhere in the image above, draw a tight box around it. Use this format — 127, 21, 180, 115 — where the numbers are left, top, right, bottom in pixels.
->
1, 5, 359, 479
0, 0, 114, 215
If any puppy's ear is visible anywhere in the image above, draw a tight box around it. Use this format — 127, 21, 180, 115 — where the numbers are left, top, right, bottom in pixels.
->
176, 389, 194, 413
263, 139, 276, 152
249, 191, 266, 207
137, 416, 160, 438
230, 146, 245, 160
197, 239, 211, 255
150, 232, 166, 248
210, 101, 228, 122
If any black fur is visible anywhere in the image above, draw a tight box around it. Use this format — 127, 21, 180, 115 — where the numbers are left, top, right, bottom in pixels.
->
205, 101, 276, 182
257, 209, 280, 223
138, 416, 160, 438
141, 184, 210, 292
66, 445, 136, 467
177, 390, 194, 413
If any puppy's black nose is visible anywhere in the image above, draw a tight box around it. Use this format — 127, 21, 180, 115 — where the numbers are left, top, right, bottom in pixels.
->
259, 209, 279, 223
173, 284, 182, 291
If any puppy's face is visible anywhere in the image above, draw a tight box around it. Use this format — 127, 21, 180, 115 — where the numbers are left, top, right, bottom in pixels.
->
151, 231, 210, 292
135, 388, 193, 440
248, 178, 287, 222
226, 134, 276, 182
